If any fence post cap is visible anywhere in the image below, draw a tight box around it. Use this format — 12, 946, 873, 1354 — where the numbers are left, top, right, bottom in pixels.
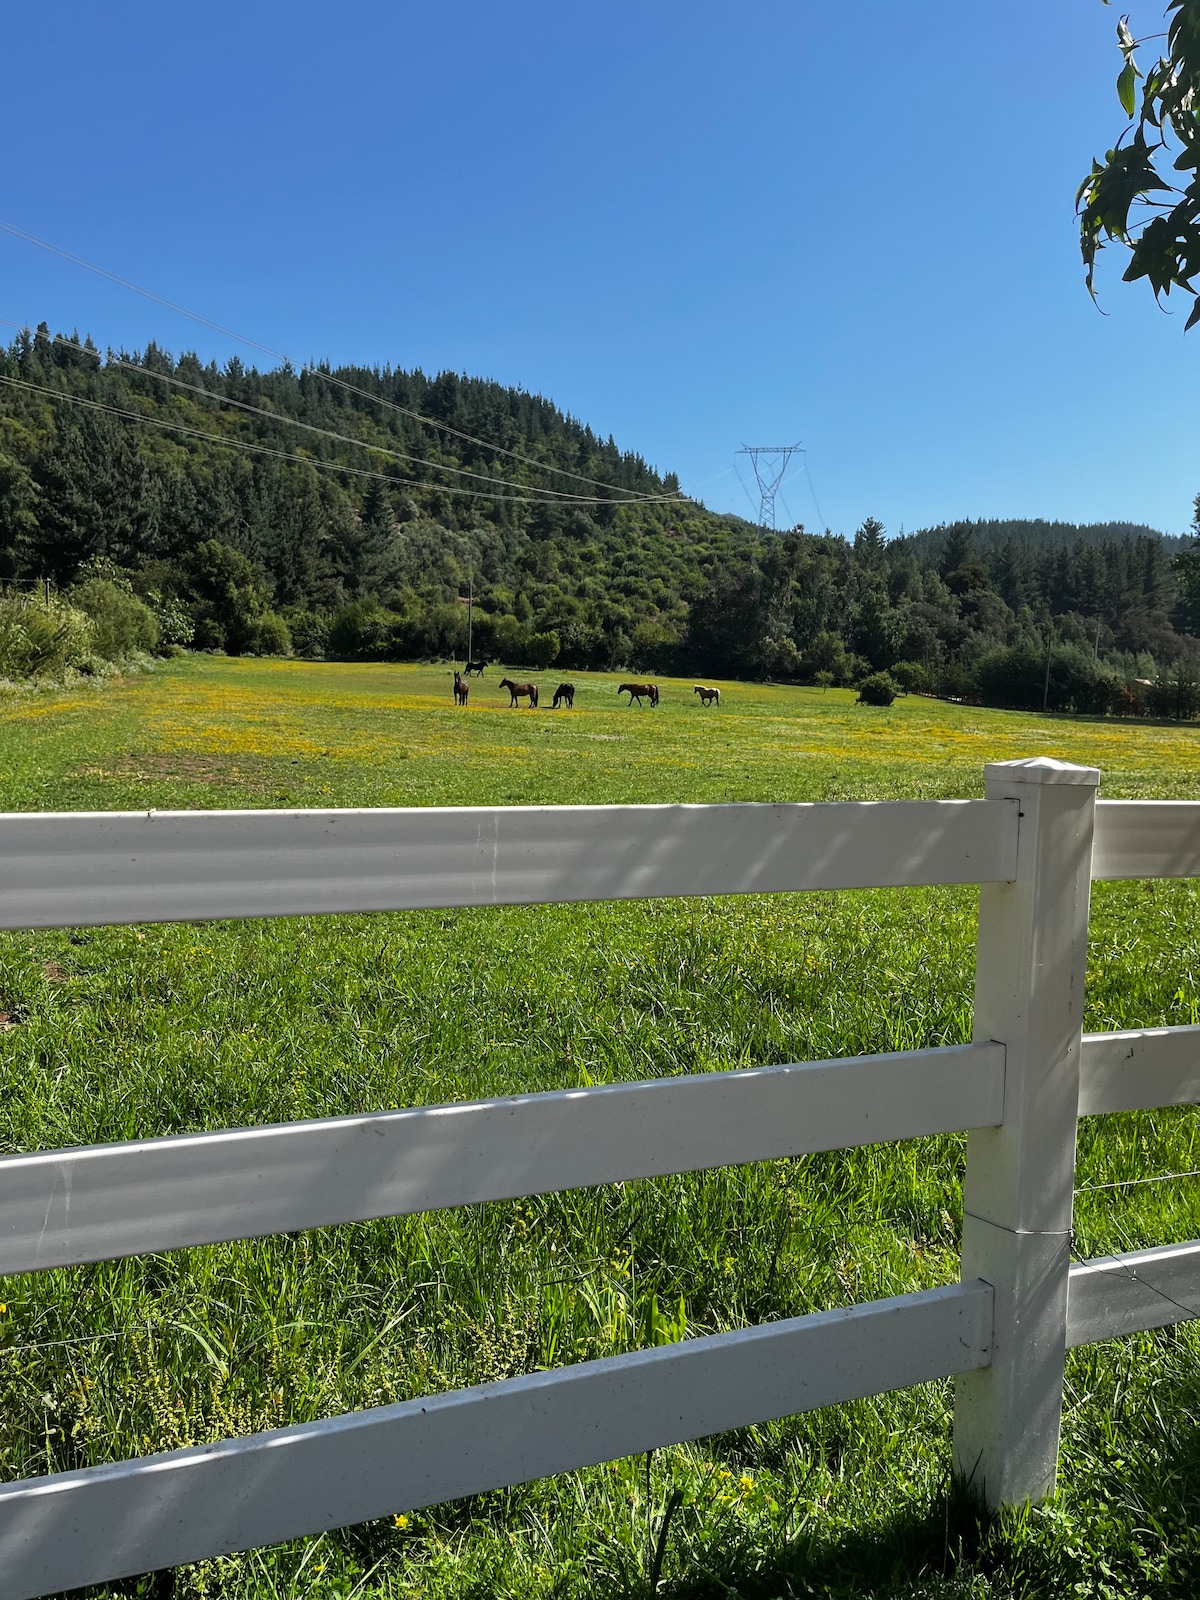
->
984, 757, 1101, 787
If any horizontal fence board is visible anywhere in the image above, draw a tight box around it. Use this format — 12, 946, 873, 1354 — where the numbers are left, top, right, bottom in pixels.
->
0, 798, 1017, 929
1093, 800, 1200, 881
0, 1281, 993, 1600
0, 1043, 1003, 1275
1067, 1241, 1200, 1347
1079, 1027, 1200, 1116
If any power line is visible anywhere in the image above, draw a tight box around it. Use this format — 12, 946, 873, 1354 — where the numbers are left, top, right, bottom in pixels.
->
0, 371, 662, 506
0, 221, 686, 504
1, 322, 678, 505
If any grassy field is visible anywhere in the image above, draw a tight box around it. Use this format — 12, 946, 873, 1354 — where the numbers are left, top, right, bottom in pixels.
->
3, 657, 1200, 1599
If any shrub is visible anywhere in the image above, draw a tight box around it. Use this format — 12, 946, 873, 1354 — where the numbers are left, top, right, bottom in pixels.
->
801, 631, 866, 687
146, 593, 195, 649
525, 630, 561, 670
282, 609, 329, 659
327, 600, 396, 659
1147, 661, 1200, 720
0, 593, 94, 678
70, 579, 159, 660
976, 642, 1121, 715
490, 614, 529, 663
890, 660, 927, 694
247, 611, 292, 657
857, 672, 899, 706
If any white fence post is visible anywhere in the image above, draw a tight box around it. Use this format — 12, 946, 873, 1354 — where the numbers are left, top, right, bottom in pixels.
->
952, 757, 1099, 1507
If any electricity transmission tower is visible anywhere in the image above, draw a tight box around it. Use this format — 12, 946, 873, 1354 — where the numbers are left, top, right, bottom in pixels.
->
736, 442, 805, 530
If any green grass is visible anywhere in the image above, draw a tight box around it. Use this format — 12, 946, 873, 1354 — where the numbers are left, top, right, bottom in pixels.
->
3, 658, 1200, 1598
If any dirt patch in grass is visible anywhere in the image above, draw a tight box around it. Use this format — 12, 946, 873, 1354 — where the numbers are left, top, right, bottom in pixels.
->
73, 752, 277, 790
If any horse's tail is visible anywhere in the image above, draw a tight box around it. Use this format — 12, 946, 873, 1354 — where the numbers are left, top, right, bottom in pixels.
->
532, 686, 539, 707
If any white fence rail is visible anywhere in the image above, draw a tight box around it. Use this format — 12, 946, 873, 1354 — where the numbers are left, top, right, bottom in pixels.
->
0, 758, 1198, 1597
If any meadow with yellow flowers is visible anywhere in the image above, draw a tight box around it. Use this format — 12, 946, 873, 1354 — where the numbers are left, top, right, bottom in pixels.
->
2, 657, 1200, 1598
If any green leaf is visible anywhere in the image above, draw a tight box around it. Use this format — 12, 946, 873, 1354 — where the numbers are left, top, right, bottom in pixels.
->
1185, 294, 1200, 329
1118, 60, 1137, 116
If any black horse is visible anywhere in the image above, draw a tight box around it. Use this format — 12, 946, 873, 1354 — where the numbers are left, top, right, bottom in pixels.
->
463, 658, 489, 677
552, 682, 575, 709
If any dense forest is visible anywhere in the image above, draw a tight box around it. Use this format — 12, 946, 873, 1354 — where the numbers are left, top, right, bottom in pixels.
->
2, 323, 1200, 714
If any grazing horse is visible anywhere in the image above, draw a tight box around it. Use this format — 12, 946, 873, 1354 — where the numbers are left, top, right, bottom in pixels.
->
693, 685, 720, 707
552, 682, 575, 709
617, 682, 658, 707
463, 658, 489, 677
453, 672, 469, 706
499, 677, 538, 707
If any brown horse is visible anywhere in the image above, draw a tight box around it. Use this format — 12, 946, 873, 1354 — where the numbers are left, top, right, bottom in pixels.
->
618, 682, 658, 707
552, 682, 575, 708
499, 677, 538, 707
453, 672, 469, 706
693, 685, 720, 707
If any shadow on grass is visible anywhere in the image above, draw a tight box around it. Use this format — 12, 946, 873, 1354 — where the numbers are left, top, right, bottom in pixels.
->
657, 1342, 1200, 1599
96, 1334, 1200, 1600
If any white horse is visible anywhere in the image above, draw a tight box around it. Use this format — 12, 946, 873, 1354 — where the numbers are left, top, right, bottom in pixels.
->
693, 685, 720, 707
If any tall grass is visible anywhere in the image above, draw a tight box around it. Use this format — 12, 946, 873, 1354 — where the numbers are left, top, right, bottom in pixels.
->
0, 659, 1199, 1597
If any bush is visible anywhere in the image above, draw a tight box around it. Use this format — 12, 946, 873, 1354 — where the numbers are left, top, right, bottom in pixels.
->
890, 660, 927, 694
490, 614, 529, 663
525, 630, 560, 670
0, 593, 94, 678
327, 600, 396, 659
146, 593, 195, 649
70, 579, 159, 660
976, 642, 1121, 715
247, 611, 291, 656
857, 672, 899, 706
1146, 661, 1200, 720
282, 609, 329, 659
801, 631, 866, 687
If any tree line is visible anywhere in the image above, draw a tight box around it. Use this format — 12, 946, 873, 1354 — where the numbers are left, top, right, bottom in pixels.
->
2, 325, 1199, 715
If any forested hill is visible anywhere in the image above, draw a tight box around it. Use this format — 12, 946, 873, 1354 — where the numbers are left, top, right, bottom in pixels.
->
2, 323, 1200, 714
897, 518, 1183, 564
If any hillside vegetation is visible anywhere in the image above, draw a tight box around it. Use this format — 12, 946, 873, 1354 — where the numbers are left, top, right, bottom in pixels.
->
3, 325, 1200, 712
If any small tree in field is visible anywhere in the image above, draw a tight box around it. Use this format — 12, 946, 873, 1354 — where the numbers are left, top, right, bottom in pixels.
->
857, 672, 899, 707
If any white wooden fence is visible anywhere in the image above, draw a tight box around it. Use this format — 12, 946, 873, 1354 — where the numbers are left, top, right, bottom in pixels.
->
1, 756, 1199, 1596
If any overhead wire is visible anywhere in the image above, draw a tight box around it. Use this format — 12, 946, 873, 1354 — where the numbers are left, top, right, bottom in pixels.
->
0, 221, 688, 504
0, 321, 682, 505
0, 371, 659, 505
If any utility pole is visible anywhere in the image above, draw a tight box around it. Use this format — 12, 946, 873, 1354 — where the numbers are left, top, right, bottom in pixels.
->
736, 443, 805, 531
1042, 629, 1053, 714
458, 575, 473, 664
1093, 616, 1101, 664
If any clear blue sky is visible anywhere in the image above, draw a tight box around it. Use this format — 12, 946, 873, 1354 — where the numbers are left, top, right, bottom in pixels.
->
1, 0, 1194, 537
